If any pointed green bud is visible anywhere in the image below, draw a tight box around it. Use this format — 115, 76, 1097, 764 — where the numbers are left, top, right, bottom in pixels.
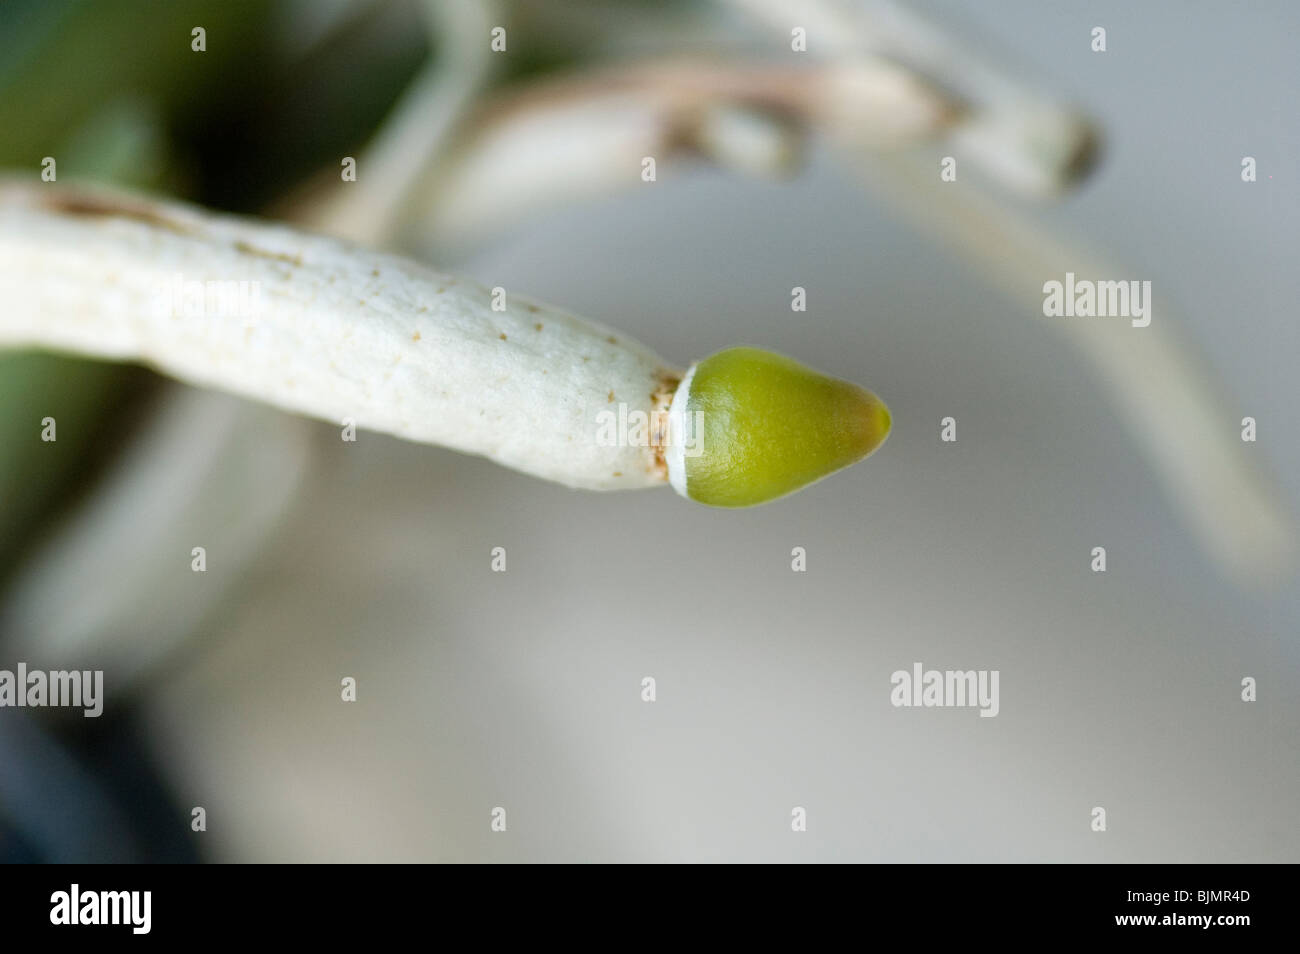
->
665, 347, 891, 507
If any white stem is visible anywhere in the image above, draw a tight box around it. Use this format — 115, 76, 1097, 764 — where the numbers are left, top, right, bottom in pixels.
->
0, 180, 679, 491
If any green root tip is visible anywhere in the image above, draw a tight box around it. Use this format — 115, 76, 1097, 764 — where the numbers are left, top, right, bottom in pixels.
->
678, 347, 891, 507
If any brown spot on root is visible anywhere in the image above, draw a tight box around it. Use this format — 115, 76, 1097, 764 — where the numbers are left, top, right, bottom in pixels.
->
40, 191, 196, 236
648, 367, 682, 478
233, 240, 303, 267
606, 336, 618, 345
608, 390, 615, 402
534, 323, 544, 331
526, 304, 540, 313
499, 332, 507, 341
411, 331, 421, 342
613, 471, 622, 477
651, 368, 681, 410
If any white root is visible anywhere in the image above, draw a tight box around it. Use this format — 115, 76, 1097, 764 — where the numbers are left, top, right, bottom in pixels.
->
722, 0, 1099, 198
0, 180, 679, 491
406, 57, 959, 249
0, 387, 313, 682
294, 0, 499, 244
858, 152, 1295, 583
